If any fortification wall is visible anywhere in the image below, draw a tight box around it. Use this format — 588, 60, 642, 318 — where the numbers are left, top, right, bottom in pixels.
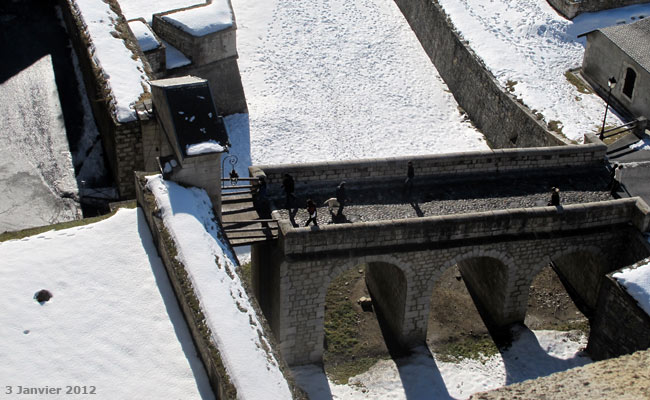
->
58, 0, 147, 199
250, 145, 607, 192
587, 259, 650, 360
392, 0, 567, 148
547, 0, 650, 19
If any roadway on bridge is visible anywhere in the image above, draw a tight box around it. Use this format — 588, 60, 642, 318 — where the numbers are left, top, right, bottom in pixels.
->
272, 169, 612, 227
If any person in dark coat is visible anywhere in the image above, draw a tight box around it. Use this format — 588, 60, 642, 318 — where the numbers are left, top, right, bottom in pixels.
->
281, 173, 296, 209
305, 199, 318, 226
404, 161, 414, 198
548, 187, 560, 206
335, 181, 346, 216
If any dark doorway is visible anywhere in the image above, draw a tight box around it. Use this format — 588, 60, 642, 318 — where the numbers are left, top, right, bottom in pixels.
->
623, 68, 636, 98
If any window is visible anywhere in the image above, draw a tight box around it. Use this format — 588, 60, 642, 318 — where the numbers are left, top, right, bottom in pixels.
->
623, 68, 636, 98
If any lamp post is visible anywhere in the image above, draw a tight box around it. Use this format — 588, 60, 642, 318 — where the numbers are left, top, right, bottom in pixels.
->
599, 77, 617, 140
221, 154, 238, 186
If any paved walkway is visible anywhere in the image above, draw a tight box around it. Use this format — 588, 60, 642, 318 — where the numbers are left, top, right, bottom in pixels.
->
272, 169, 612, 227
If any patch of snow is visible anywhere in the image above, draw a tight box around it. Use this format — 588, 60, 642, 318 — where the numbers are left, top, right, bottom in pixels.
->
630, 136, 650, 151
145, 176, 292, 399
128, 20, 160, 52
435, 0, 650, 142
119, 0, 205, 24
73, 0, 149, 122
0, 208, 212, 399
162, 39, 192, 69
161, 1, 234, 36
613, 261, 650, 316
231, 0, 488, 166
223, 113, 252, 179
293, 328, 590, 399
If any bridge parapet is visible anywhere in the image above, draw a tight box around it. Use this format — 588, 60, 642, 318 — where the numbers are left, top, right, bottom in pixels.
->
278, 198, 650, 256
250, 145, 607, 193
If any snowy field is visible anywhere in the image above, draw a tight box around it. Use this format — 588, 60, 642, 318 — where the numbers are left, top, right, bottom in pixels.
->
231, 0, 488, 165
0, 55, 80, 233
436, 0, 650, 142
0, 208, 212, 399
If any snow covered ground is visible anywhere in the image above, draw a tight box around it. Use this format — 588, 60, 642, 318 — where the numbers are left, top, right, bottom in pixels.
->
436, 0, 650, 142
0, 208, 212, 399
231, 0, 488, 165
293, 328, 590, 399
0, 55, 80, 233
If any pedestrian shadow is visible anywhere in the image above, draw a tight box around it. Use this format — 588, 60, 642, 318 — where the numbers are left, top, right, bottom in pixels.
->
410, 201, 425, 217
499, 324, 590, 385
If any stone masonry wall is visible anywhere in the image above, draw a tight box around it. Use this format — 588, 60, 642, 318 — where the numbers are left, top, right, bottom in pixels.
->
114, 123, 144, 198
250, 145, 607, 193
168, 153, 222, 219
587, 259, 650, 360
547, 0, 650, 19
277, 198, 650, 256
391, 0, 567, 148
269, 225, 645, 365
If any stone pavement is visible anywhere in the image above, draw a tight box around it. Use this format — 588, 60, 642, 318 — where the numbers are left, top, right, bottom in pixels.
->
273, 169, 612, 227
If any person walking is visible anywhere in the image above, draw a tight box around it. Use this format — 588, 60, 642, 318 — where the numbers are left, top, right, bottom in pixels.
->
282, 173, 296, 209
548, 187, 560, 206
404, 161, 414, 198
305, 199, 318, 226
335, 181, 346, 216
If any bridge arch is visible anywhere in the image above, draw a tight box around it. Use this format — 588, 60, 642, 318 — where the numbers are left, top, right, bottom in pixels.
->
531, 246, 609, 313
303, 255, 419, 363
427, 249, 520, 332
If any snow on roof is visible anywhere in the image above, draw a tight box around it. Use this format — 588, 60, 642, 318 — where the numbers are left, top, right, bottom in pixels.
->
128, 19, 161, 52
186, 140, 225, 155
73, 0, 149, 123
0, 208, 212, 399
161, 1, 234, 36
599, 17, 650, 73
146, 176, 292, 400
613, 258, 650, 316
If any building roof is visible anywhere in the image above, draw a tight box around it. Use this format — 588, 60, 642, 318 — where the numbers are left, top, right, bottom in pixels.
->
599, 17, 650, 73
150, 76, 229, 159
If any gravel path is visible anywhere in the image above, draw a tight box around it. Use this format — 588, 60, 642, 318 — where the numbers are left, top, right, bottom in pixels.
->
271, 170, 613, 226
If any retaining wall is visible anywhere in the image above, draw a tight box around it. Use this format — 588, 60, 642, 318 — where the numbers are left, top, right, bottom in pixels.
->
587, 259, 650, 360
547, 0, 650, 19
392, 0, 567, 148
250, 145, 607, 193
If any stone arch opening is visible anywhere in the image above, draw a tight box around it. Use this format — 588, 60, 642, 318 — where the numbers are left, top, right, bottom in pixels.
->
321, 261, 408, 379
426, 263, 498, 360
524, 263, 589, 335
548, 249, 609, 315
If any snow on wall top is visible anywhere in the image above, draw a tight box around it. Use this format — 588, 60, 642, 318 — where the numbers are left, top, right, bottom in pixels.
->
161, 1, 234, 36
613, 258, 650, 317
73, 0, 149, 123
118, 0, 202, 23
128, 19, 161, 52
0, 208, 212, 398
145, 176, 292, 400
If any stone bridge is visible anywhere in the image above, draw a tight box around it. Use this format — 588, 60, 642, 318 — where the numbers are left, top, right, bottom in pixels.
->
247, 144, 650, 365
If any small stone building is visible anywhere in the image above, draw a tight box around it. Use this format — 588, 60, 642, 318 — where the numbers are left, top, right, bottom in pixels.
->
581, 18, 650, 120
144, 76, 230, 219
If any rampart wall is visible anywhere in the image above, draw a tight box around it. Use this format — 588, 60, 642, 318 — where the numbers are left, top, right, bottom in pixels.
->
250, 145, 607, 191
546, 0, 650, 19
391, 0, 568, 148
